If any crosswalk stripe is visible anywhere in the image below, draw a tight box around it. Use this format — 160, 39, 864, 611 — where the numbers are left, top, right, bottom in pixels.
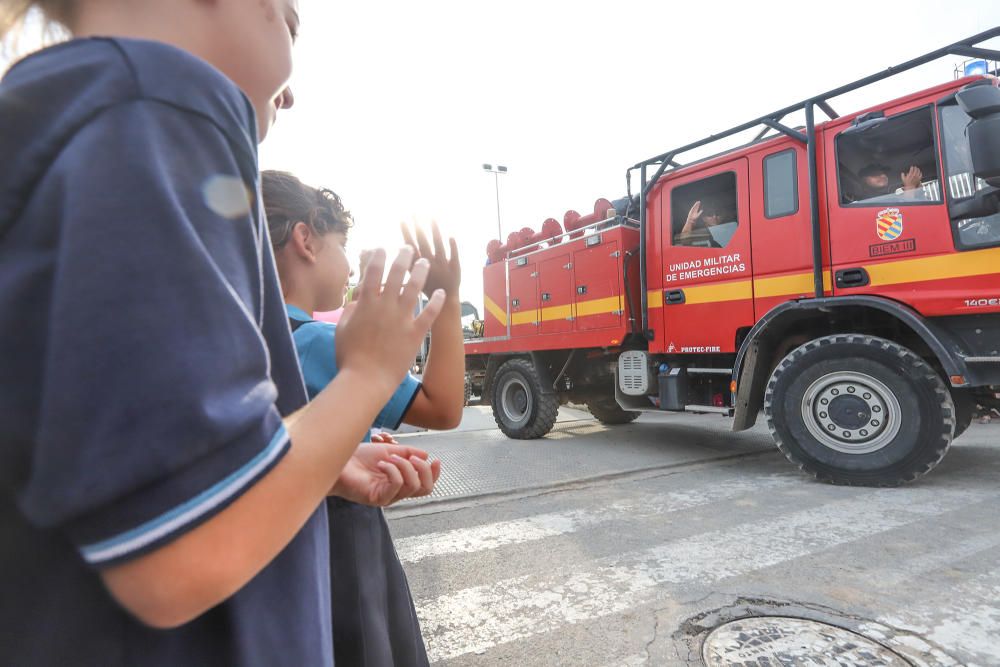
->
396, 474, 799, 564
866, 565, 1000, 667
869, 530, 1000, 591
417, 486, 996, 662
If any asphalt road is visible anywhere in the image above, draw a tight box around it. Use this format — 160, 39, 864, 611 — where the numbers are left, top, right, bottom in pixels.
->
387, 407, 1000, 666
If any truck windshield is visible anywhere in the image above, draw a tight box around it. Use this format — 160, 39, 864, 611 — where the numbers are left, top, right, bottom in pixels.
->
939, 103, 1000, 250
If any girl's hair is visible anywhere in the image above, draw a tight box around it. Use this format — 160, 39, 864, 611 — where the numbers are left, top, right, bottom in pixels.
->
0, 1, 72, 41
261, 170, 353, 250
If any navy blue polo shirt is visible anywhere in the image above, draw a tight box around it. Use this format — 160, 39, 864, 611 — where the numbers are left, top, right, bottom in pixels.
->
0, 39, 332, 665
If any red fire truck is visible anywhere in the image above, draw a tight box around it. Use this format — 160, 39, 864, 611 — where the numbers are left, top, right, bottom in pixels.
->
464, 29, 1000, 486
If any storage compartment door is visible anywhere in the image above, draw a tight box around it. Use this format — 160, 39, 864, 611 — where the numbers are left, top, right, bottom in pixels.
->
539, 254, 575, 335
573, 239, 623, 332
509, 261, 539, 337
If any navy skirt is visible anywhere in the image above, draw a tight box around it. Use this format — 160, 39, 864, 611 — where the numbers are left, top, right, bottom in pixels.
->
326, 498, 429, 667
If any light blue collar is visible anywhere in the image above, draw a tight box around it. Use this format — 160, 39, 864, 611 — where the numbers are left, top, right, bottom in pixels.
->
285, 304, 312, 321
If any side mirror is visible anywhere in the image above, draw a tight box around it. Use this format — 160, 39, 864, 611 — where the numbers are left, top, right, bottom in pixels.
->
956, 84, 1000, 186
950, 184, 1000, 220
460, 301, 480, 320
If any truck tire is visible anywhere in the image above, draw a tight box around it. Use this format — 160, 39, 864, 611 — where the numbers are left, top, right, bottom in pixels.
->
491, 358, 559, 439
464, 373, 473, 407
764, 334, 954, 487
587, 398, 640, 425
952, 390, 975, 440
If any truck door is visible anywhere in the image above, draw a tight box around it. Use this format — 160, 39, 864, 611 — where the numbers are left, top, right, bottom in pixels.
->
657, 159, 753, 354
825, 103, 953, 313
749, 144, 818, 315
508, 259, 539, 337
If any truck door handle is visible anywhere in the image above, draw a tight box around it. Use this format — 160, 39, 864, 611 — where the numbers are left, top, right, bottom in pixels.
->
835, 268, 870, 288
664, 289, 686, 305
577, 285, 588, 295
541, 292, 551, 301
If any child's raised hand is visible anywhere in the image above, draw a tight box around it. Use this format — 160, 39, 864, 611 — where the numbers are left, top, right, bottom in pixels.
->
401, 222, 461, 299
336, 247, 445, 393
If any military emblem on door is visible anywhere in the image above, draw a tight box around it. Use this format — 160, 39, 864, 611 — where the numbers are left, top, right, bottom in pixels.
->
876, 207, 903, 241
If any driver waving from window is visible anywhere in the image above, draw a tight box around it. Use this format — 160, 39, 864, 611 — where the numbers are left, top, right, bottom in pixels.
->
854, 163, 925, 202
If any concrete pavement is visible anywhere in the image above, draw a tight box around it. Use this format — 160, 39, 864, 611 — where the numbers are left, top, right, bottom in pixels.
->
387, 407, 1000, 666
393, 407, 773, 505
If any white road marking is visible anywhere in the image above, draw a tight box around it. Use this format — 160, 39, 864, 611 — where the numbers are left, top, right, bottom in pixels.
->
418, 487, 996, 662
868, 565, 1000, 667
870, 530, 1000, 590
395, 474, 799, 563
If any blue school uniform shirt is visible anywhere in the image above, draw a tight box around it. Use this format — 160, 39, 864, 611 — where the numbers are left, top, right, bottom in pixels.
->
0, 38, 332, 666
287, 305, 421, 428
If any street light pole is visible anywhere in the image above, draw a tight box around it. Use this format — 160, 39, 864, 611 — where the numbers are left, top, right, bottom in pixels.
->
482, 163, 508, 240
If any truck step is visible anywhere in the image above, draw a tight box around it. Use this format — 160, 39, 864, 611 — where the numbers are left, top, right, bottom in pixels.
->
683, 404, 733, 415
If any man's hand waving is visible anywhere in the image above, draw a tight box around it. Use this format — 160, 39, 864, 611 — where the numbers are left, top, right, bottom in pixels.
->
901, 165, 923, 191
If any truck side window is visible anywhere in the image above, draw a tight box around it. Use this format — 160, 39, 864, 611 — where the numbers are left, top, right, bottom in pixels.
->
764, 149, 798, 218
836, 105, 942, 206
672, 172, 739, 248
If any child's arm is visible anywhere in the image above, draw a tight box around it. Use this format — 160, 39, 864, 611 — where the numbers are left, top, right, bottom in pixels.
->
400, 224, 465, 430
100, 251, 444, 628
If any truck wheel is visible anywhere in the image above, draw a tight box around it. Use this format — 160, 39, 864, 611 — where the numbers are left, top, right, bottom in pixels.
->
764, 334, 954, 487
587, 398, 640, 425
491, 358, 559, 439
464, 373, 473, 407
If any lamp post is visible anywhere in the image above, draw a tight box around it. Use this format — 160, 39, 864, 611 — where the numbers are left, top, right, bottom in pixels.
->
482, 163, 507, 240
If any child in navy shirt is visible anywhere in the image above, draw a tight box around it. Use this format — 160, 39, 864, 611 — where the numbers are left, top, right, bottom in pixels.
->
262, 170, 466, 667
0, 2, 445, 665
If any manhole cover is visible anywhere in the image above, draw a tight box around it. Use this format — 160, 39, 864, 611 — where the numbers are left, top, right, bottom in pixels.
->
702, 616, 908, 666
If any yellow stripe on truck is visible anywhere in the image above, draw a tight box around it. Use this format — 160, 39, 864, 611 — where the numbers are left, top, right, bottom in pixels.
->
647, 278, 753, 307
753, 271, 833, 299
540, 303, 574, 321
866, 246, 1000, 288
493, 295, 625, 327
512, 310, 537, 326
683, 279, 753, 304
484, 295, 508, 327
574, 296, 621, 317
492, 246, 1000, 326
646, 245, 1000, 308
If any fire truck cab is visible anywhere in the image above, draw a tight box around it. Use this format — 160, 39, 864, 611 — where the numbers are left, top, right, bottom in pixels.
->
465, 29, 1000, 486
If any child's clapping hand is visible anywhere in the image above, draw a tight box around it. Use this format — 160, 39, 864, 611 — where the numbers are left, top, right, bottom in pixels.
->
402, 222, 461, 299
336, 247, 445, 393
331, 443, 441, 506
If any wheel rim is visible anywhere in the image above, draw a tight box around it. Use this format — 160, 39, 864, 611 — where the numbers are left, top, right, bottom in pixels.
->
801, 371, 902, 454
500, 376, 531, 426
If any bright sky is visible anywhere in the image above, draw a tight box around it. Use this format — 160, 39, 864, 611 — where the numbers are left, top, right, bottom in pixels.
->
3, 2, 998, 308
261, 1, 999, 307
